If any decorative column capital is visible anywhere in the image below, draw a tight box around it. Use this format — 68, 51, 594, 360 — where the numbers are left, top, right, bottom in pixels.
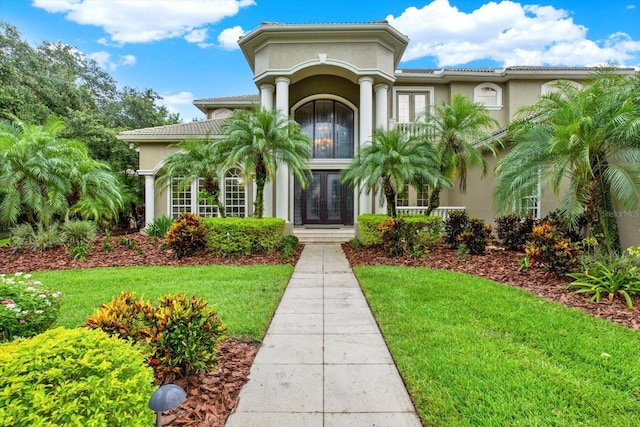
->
374, 83, 389, 92
358, 76, 374, 86
275, 76, 290, 85
259, 83, 275, 91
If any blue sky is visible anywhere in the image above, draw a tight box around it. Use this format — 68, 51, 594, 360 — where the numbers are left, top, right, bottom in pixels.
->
2, 0, 639, 122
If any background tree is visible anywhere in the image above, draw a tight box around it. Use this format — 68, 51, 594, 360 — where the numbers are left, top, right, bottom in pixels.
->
494, 69, 640, 253
219, 105, 312, 218
157, 137, 228, 217
0, 116, 124, 227
418, 93, 500, 213
341, 127, 451, 217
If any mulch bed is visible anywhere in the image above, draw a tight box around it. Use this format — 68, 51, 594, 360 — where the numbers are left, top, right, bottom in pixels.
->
2, 235, 638, 425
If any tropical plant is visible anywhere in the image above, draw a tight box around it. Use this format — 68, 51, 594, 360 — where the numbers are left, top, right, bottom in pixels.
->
157, 136, 227, 217
341, 127, 450, 217
219, 105, 312, 218
417, 93, 500, 213
567, 255, 640, 309
165, 213, 208, 258
143, 215, 174, 238
61, 219, 98, 247
0, 116, 124, 228
495, 214, 537, 250
525, 221, 581, 273
494, 69, 640, 253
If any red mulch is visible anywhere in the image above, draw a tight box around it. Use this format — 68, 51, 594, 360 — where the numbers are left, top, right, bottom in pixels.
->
0, 233, 302, 427
342, 243, 640, 331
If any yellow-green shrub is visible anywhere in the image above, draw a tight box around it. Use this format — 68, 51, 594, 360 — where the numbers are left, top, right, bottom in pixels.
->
0, 327, 154, 427
357, 214, 388, 246
204, 217, 285, 257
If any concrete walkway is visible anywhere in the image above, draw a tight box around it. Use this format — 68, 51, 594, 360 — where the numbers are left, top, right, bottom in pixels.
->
226, 244, 422, 427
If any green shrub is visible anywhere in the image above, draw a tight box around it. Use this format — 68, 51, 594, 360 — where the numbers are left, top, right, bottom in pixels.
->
378, 217, 404, 257
205, 217, 285, 257
0, 273, 62, 342
279, 234, 299, 260
61, 220, 97, 247
357, 214, 388, 246
143, 215, 174, 238
9, 223, 35, 247
495, 214, 536, 250
567, 255, 640, 308
444, 210, 469, 249
376, 215, 444, 258
458, 217, 492, 255
166, 213, 208, 258
348, 237, 362, 249
69, 243, 91, 260
85, 291, 226, 378
525, 221, 581, 273
0, 327, 155, 426
32, 225, 63, 251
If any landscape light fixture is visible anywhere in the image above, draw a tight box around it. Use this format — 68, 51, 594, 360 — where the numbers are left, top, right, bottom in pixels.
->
148, 384, 186, 427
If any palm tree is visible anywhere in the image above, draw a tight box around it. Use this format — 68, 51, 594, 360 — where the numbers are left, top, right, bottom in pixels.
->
157, 136, 227, 217
494, 69, 640, 253
341, 127, 451, 217
418, 93, 501, 213
219, 105, 312, 218
0, 116, 123, 227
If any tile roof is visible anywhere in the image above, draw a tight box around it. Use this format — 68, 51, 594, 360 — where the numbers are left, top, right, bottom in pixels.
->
117, 118, 225, 139
193, 94, 259, 104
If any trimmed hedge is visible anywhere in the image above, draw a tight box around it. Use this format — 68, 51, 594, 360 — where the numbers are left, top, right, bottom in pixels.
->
357, 214, 389, 246
204, 217, 285, 257
0, 327, 155, 426
357, 214, 443, 252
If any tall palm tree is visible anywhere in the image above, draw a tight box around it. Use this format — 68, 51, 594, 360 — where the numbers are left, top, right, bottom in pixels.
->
418, 93, 501, 213
494, 69, 640, 253
341, 127, 451, 218
219, 105, 312, 218
0, 116, 123, 227
157, 136, 227, 217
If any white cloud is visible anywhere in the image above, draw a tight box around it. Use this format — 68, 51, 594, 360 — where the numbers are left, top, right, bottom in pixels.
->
217, 26, 246, 50
32, 0, 255, 45
387, 0, 640, 67
88, 51, 137, 70
155, 91, 197, 121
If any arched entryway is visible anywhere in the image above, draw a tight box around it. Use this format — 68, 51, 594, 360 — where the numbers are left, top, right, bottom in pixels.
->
293, 99, 355, 226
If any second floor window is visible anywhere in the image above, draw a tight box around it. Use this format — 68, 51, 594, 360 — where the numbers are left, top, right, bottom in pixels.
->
397, 92, 428, 123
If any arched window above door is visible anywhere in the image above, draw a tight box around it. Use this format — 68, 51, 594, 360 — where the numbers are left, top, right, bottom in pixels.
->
295, 99, 354, 159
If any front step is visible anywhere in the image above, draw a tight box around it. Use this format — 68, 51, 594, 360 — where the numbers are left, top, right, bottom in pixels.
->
292, 227, 355, 244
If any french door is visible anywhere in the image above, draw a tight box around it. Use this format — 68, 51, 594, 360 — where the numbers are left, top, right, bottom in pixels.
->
295, 170, 352, 225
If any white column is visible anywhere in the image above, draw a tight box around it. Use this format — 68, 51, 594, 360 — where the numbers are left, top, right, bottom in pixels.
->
374, 83, 389, 131
275, 76, 290, 221
374, 84, 389, 214
359, 76, 374, 215
260, 84, 274, 110
143, 174, 155, 226
260, 84, 275, 217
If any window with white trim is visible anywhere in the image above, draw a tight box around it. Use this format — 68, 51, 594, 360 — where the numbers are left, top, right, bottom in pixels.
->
171, 177, 192, 218
224, 167, 246, 217
417, 188, 429, 207
541, 80, 582, 96
396, 92, 429, 123
396, 184, 409, 207
473, 83, 502, 110
197, 178, 218, 217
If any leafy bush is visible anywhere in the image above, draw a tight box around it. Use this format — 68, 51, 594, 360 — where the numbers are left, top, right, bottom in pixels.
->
457, 217, 492, 255
166, 213, 208, 258
567, 255, 640, 308
525, 221, 581, 273
9, 223, 35, 247
444, 210, 469, 249
32, 224, 63, 251
376, 215, 444, 258
279, 234, 299, 260
378, 217, 404, 257
205, 217, 285, 257
495, 214, 536, 250
540, 210, 585, 242
61, 219, 97, 246
0, 327, 155, 426
85, 291, 227, 378
348, 237, 362, 249
0, 273, 62, 342
69, 243, 91, 260
143, 215, 174, 238
357, 214, 388, 246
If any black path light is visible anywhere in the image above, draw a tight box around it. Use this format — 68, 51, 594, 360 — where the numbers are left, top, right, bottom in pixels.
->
148, 384, 186, 427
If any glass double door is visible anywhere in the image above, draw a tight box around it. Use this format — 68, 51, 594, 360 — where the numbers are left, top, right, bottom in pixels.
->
295, 170, 352, 225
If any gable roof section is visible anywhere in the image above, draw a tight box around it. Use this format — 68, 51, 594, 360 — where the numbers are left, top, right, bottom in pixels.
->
117, 118, 226, 142
192, 94, 259, 114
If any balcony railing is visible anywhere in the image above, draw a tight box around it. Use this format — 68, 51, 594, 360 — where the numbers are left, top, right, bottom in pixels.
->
396, 206, 465, 221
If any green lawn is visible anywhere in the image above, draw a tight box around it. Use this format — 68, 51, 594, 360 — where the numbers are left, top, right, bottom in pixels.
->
35, 264, 293, 340
355, 266, 640, 427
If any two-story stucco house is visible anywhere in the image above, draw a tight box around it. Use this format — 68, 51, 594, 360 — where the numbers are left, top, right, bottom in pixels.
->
118, 21, 639, 247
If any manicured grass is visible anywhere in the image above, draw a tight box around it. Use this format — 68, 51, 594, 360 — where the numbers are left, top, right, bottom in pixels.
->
355, 266, 640, 426
35, 265, 293, 340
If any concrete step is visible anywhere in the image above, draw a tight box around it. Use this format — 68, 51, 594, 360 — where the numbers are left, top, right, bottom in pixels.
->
292, 228, 355, 244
